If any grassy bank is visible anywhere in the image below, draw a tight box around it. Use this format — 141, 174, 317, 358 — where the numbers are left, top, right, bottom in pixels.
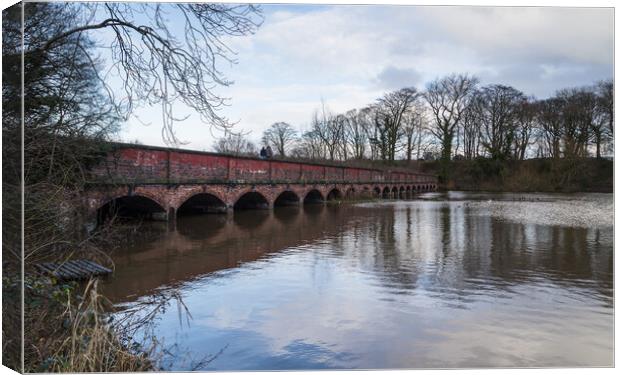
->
2, 271, 156, 372
417, 158, 613, 193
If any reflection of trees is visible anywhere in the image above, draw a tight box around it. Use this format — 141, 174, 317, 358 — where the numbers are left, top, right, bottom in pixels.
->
104, 200, 613, 307
343, 206, 422, 292
423, 205, 612, 303
487, 222, 612, 300
352, 201, 611, 304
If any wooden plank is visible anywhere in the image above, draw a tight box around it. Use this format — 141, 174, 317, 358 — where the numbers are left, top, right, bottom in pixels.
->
80, 260, 111, 274
48, 262, 77, 279
64, 261, 87, 277
77, 260, 110, 275
34, 259, 112, 280
92, 262, 112, 274
68, 261, 97, 278
64, 262, 87, 279
59, 264, 79, 279
74, 260, 96, 274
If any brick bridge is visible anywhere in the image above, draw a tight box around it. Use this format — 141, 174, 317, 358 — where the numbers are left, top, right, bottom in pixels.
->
85, 143, 438, 227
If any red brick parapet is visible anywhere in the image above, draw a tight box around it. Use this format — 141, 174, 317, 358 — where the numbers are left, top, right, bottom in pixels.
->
88, 143, 438, 186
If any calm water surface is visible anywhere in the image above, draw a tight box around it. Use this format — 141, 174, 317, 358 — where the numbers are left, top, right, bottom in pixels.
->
102, 192, 613, 370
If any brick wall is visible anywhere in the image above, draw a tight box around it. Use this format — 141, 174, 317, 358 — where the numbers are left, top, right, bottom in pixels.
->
89, 144, 438, 186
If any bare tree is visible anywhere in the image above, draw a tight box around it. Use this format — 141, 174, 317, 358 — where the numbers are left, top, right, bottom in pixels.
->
3, 2, 121, 267
512, 97, 538, 160
333, 114, 351, 160
213, 132, 257, 155
374, 88, 420, 161
292, 129, 325, 159
461, 105, 481, 159
596, 79, 614, 136
10, 2, 263, 145
593, 80, 614, 157
262, 122, 297, 156
557, 88, 596, 158
401, 100, 427, 161
424, 74, 478, 179
471, 84, 525, 160
310, 102, 344, 160
344, 109, 368, 160
358, 106, 381, 160
537, 97, 564, 158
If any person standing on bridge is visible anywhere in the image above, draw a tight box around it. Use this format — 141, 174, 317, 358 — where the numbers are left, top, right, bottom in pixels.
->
265, 145, 273, 159
260, 146, 267, 159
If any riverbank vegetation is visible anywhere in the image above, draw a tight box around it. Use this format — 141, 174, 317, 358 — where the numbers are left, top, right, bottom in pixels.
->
4, 277, 153, 372
417, 157, 612, 193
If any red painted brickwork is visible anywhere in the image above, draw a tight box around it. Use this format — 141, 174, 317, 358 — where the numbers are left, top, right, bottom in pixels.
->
229, 158, 270, 182
270, 161, 301, 181
169, 152, 229, 182
89, 143, 437, 186
301, 164, 323, 182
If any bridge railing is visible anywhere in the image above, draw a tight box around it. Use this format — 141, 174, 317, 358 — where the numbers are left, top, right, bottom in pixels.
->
88, 143, 438, 186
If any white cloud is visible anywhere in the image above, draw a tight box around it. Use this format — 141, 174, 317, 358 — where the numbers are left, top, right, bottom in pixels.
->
416, 6, 613, 65
118, 4, 613, 150
374, 66, 423, 90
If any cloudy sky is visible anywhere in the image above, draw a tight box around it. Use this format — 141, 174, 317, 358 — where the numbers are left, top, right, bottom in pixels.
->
115, 3, 614, 150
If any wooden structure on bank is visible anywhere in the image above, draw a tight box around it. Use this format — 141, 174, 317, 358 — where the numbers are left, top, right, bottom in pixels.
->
35, 260, 112, 280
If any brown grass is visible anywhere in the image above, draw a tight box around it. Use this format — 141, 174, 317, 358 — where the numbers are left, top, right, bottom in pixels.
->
18, 277, 155, 373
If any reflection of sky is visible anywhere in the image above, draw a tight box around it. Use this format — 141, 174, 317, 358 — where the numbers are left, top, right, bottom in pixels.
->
113, 194, 613, 370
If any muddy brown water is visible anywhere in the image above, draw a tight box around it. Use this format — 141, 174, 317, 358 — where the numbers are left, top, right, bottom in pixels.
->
101, 191, 613, 370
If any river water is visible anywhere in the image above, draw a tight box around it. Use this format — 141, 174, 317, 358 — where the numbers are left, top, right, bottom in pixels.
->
102, 192, 614, 370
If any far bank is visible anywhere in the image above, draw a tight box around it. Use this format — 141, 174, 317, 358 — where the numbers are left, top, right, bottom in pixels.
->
414, 158, 613, 193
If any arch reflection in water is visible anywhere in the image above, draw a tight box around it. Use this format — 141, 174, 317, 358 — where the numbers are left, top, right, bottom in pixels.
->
103, 193, 613, 370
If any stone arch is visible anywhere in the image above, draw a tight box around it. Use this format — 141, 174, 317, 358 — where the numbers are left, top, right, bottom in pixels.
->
274, 190, 301, 207
399, 186, 406, 199
391, 186, 398, 199
374, 186, 382, 198
361, 186, 371, 199
382, 186, 391, 199
303, 188, 324, 204
229, 185, 274, 207
96, 194, 166, 225
173, 186, 227, 211
345, 186, 356, 199
326, 188, 343, 201
234, 191, 270, 210
177, 192, 227, 215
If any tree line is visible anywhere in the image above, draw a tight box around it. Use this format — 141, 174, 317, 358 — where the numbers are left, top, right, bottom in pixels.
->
215, 74, 613, 181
